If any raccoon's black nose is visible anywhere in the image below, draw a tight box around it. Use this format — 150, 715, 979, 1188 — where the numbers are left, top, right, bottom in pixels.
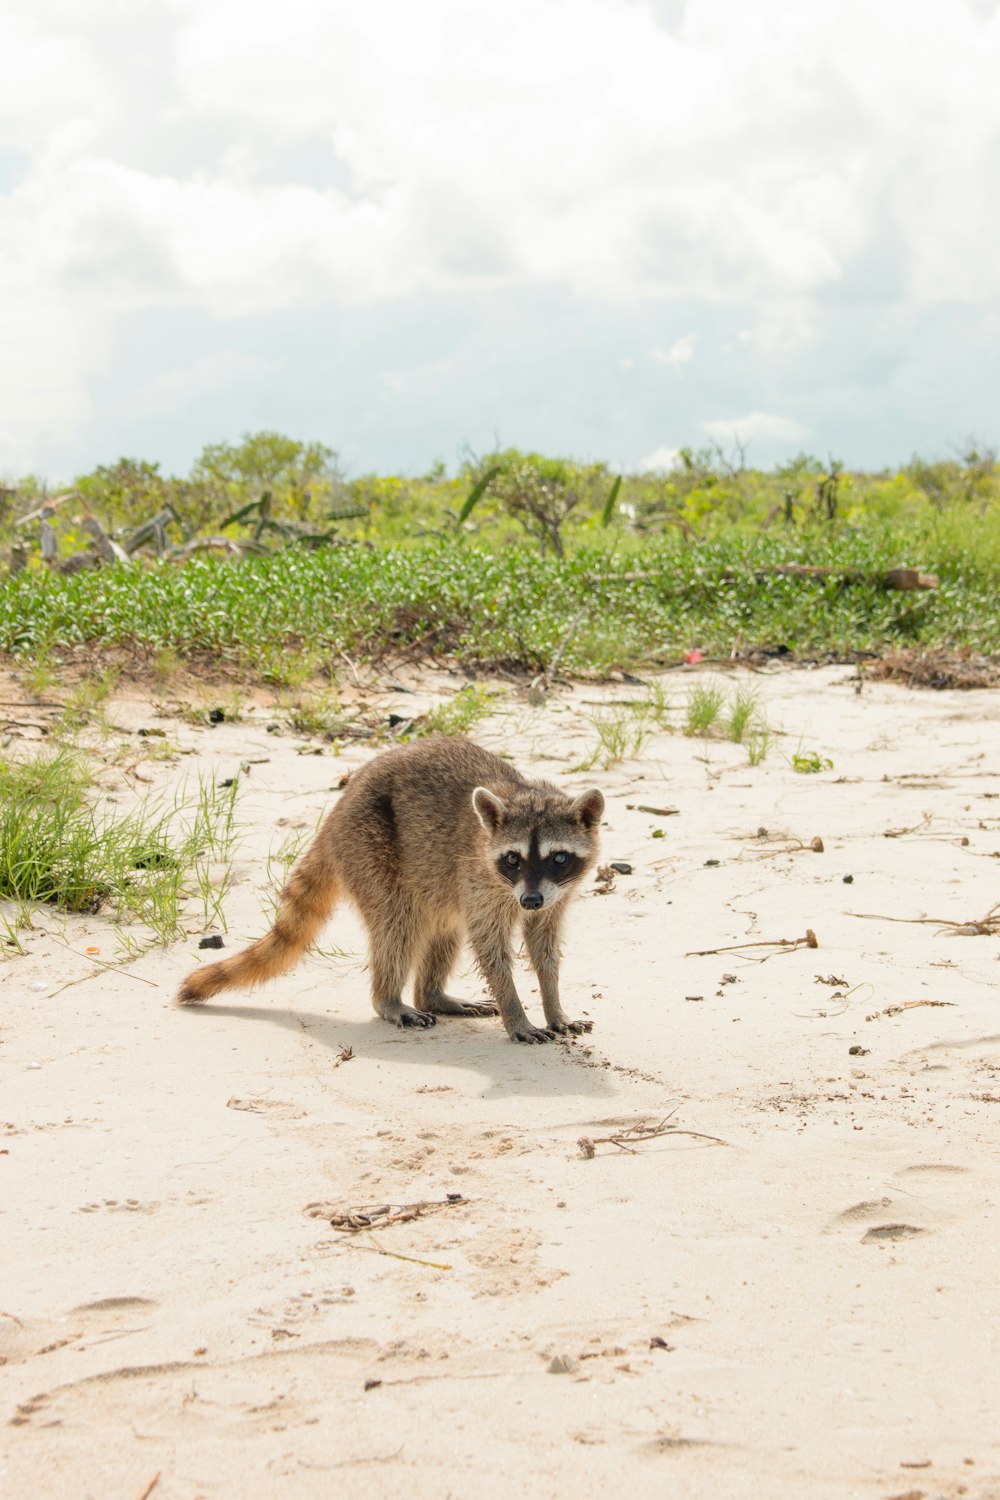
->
520, 891, 543, 910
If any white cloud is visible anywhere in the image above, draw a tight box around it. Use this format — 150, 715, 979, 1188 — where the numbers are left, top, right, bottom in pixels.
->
125, 350, 279, 421
638, 446, 682, 472
702, 413, 811, 446
2, 0, 1000, 470
651, 334, 698, 367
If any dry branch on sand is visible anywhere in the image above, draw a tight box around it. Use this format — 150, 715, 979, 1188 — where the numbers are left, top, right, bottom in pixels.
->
577, 1117, 729, 1157
865, 1000, 957, 1022
320, 1197, 468, 1233
848, 902, 1000, 936
686, 930, 818, 959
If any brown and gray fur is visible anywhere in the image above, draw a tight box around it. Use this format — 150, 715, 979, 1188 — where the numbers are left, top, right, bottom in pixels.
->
177, 736, 604, 1043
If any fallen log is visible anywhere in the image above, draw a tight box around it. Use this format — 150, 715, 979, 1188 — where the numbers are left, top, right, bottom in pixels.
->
592, 564, 938, 590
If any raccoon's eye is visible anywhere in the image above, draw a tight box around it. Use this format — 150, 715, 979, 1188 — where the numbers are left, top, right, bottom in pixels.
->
503, 851, 521, 869
551, 851, 569, 866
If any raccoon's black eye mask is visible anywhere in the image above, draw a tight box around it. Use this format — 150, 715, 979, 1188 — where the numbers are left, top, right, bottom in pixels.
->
497, 846, 580, 885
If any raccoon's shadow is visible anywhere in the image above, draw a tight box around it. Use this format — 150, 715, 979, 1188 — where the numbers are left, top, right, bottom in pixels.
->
187, 1003, 616, 1099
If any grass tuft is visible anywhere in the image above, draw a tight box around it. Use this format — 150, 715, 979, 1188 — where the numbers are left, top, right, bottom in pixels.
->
684, 683, 726, 737
419, 685, 494, 737
0, 752, 244, 947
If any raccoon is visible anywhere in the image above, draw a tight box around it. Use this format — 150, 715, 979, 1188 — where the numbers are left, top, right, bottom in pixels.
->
177, 736, 604, 1043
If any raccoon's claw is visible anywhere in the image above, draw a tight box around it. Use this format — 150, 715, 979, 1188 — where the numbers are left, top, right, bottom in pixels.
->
418, 993, 499, 1019
394, 1004, 437, 1029
551, 1017, 594, 1036
510, 1024, 556, 1044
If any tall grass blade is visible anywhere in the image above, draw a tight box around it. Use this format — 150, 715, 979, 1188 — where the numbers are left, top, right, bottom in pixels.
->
601, 475, 623, 528
457, 466, 501, 527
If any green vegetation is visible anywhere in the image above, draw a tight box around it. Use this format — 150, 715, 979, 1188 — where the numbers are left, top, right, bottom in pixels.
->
0, 750, 242, 947
419, 684, 494, 738
575, 704, 653, 771
746, 726, 771, 767
791, 749, 834, 774
285, 689, 344, 738
684, 683, 726, 737
3, 435, 1000, 678
725, 684, 762, 744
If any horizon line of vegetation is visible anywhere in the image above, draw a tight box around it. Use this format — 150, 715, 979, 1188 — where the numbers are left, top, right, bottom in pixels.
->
2, 432, 999, 675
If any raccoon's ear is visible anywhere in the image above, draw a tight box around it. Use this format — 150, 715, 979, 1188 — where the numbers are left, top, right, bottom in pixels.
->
472, 786, 507, 832
571, 789, 605, 829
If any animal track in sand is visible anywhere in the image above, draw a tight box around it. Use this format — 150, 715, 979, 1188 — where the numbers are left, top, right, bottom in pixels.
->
226, 1096, 307, 1119
77, 1199, 159, 1215
861, 1223, 928, 1243
897, 1162, 969, 1176
3, 1117, 97, 1136
72, 1296, 157, 1313
1, 1298, 158, 1372
7, 1338, 380, 1433
249, 1285, 357, 1335
836, 1197, 893, 1222
831, 1198, 932, 1242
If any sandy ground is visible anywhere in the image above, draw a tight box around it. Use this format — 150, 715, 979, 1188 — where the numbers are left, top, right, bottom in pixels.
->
2, 660, 1000, 1500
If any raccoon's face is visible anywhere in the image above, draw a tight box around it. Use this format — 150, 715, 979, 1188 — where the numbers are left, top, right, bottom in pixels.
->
471, 785, 604, 911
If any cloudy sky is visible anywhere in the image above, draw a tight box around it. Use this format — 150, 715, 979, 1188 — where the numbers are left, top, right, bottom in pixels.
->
2, 0, 998, 481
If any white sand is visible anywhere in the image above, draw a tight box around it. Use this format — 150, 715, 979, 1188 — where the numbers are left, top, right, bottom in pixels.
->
2, 663, 999, 1499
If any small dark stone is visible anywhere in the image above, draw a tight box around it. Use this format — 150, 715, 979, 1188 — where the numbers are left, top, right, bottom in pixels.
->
266, 724, 282, 734
364, 1378, 382, 1392
704, 858, 720, 867
220, 777, 235, 788
843, 874, 854, 884
649, 1336, 674, 1351
387, 713, 407, 728
199, 934, 225, 950
207, 707, 226, 724
609, 861, 633, 875
848, 1045, 869, 1056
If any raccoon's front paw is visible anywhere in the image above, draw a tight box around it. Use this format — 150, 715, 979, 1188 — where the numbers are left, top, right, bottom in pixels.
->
393, 1003, 437, 1029
550, 1017, 594, 1036
509, 1023, 556, 1044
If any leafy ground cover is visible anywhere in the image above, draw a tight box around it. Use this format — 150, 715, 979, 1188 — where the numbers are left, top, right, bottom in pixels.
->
1, 522, 998, 679
3, 435, 1000, 678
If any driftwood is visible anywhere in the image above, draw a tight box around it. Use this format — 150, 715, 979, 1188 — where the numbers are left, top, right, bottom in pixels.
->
13, 492, 79, 526
121, 505, 183, 556
593, 565, 938, 590
9, 483, 364, 574
81, 516, 130, 564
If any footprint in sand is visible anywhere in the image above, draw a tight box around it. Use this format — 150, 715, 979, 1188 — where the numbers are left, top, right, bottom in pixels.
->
831, 1198, 931, 1243
226, 1096, 307, 1119
832, 1162, 972, 1242
897, 1163, 969, 1177
1, 1297, 159, 1383
77, 1199, 159, 1214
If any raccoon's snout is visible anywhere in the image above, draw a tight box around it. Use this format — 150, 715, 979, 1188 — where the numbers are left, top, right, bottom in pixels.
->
520, 891, 544, 911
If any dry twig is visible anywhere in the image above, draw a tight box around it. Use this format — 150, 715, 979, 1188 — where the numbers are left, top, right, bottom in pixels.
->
577, 1117, 728, 1157
686, 929, 818, 959
325, 1196, 466, 1232
848, 903, 1000, 936
866, 1000, 957, 1022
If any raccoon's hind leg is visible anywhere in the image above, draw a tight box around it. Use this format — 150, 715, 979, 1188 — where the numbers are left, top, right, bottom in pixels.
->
413, 927, 498, 1019
365, 900, 436, 1030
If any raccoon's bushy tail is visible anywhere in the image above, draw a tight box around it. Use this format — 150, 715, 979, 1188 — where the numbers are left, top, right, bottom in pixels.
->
177, 843, 340, 1005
